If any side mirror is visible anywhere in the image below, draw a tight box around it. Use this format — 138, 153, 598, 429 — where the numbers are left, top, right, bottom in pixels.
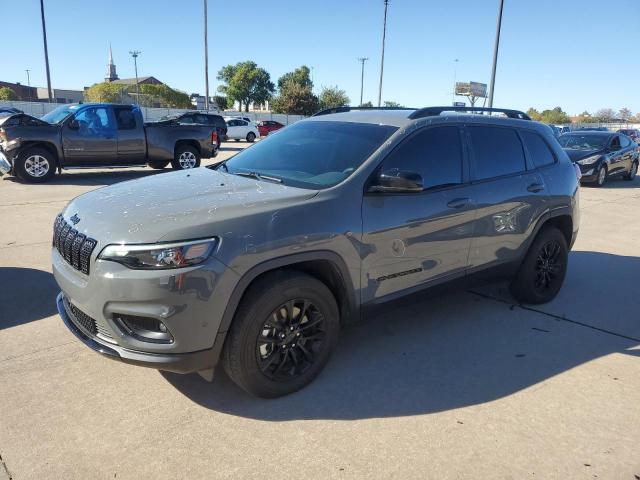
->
369, 169, 423, 193
68, 118, 79, 130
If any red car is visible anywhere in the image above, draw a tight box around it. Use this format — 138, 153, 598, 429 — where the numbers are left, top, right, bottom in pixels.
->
257, 120, 284, 136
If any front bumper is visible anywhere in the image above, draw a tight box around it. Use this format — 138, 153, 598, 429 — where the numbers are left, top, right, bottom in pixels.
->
0, 149, 11, 174
57, 292, 221, 373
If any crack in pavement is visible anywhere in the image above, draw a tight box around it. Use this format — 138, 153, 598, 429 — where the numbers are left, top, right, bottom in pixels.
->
469, 290, 640, 343
0, 453, 11, 480
0, 241, 50, 250
0, 341, 77, 364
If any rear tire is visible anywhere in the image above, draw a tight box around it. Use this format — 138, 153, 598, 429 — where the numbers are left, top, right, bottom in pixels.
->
222, 271, 340, 398
171, 145, 201, 170
14, 147, 56, 183
246, 132, 256, 142
624, 161, 638, 180
510, 227, 568, 305
147, 160, 169, 170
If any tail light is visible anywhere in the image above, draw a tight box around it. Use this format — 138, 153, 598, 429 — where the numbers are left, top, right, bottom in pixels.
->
211, 129, 218, 145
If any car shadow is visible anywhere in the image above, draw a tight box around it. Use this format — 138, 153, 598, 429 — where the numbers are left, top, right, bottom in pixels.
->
162, 251, 640, 420
1, 168, 166, 187
583, 175, 639, 188
0, 267, 59, 329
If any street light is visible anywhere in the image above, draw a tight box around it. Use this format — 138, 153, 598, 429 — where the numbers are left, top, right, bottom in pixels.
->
487, 0, 504, 109
129, 50, 141, 103
358, 57, 369, 106
451, 59, 458, 104
25, 69, 32, 102
377, 0, 389, 107
203, 0, 210, 111
39, 0, 53, 102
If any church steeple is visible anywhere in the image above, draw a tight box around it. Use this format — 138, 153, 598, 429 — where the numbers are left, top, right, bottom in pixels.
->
105, 43, 119, 82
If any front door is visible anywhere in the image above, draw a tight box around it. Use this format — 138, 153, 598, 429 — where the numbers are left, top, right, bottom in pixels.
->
361, 125, 476, 304
62, 106, 117, 166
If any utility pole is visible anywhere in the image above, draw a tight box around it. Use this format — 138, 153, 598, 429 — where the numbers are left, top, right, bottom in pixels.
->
39, 0, 53, 102
377, 0, 389, 107
129, 50, 141, 103
452, 59, 458, 104
357, 57, 369, 106
25, 69, 32, 102
203, 0, 210, 111
487, 0, 504, 109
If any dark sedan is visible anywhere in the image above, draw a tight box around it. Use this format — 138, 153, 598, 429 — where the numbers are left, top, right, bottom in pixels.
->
559, 131, 639, 186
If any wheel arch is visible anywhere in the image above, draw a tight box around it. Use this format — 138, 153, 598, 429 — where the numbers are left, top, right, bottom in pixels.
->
18, 141, 60, 168
174, 139, 201, 157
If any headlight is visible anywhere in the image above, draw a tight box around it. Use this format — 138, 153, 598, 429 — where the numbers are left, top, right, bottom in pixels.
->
576, 154, 601, 165
4, 138, 21, 150
98, 238, 217, 269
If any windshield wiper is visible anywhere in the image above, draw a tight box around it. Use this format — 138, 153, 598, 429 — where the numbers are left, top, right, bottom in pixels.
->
234, 171, 283, 183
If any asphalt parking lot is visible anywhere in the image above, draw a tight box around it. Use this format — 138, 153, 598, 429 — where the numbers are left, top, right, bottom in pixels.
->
1, 143, 639, 480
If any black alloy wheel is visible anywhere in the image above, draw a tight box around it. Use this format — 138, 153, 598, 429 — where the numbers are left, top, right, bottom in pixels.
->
533, 240, 564, 296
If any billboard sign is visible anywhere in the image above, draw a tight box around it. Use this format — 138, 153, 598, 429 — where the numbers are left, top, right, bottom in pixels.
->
455, 81, 487, 98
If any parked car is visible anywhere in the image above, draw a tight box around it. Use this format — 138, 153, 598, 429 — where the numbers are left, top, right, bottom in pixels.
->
575, 126, 609, 131
547, 124, 561, 138
0, 103, 218, 183
555, 125, 571, 134
225, 118, 259, 142
559, 131, 639, 186
0, 107, 22, 116
224, 115, 252, 123
257, 120, 285, 137
53, 106, 579, 398
617, 128, 640, 142
155, 111, 227, 149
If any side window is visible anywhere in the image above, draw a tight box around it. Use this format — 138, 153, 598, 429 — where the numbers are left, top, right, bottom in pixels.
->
469, 126, 526, 180
74, 107, 115, 136
620, 135, 631, 148
610, 136, 621, 150
381, 126, 463, 190
179, 115, 195, 124
239, 120, 248, 126
114, 108, 136, 130
521, 130, 555, 168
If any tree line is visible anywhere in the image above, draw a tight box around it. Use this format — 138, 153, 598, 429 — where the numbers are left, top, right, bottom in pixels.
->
527, 106, 640, 124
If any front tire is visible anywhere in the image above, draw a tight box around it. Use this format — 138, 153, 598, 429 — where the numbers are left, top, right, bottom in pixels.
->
171, 145, 201, 170
222, 271, 340, 398
510, 227, 568, 305
14, 147, 56, 183
246, 132, 256, 142
595, 165, 607, 187
624, 161, 638, 181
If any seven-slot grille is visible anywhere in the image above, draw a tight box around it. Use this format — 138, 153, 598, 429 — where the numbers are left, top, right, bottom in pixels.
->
53, 214, 97, 274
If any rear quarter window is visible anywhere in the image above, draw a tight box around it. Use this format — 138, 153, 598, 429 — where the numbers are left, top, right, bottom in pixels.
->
521, 130, 556, 168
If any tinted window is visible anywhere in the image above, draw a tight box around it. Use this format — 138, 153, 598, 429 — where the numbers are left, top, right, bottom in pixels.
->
469, 126, 526, 180
610, 136, 621, 150
381, 126, 463, 190
179, 115, 195, 124
238, 120, 248, 126
222, 121, 397, 189
521, 131, 555, 168
620, 135, 631, 148
114, 108, 136, 130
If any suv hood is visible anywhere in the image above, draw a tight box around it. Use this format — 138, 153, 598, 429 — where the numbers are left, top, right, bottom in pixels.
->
63, 168, 318, 244
563, 148, 604, 162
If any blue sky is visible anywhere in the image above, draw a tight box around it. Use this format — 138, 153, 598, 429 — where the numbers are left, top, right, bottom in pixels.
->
5, 0, 640, 115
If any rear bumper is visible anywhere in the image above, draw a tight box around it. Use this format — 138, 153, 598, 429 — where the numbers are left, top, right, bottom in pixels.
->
57, 292, 219, 374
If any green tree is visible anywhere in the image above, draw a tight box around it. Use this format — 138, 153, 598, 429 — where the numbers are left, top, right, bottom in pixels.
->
212, 95, 230, 110
277, 66, 313, 91
84, 82, 125, 103
0, 87, 17, 100
217, 61, 275, 112
536, 106, 571, 124
594, 108, 615, 122
139, 84, 191, 108
361, 101, 373, 108
383, 100, 403, 108
319, 86, 350, 110
271, 82, 319, 116
527, 108, 542, 121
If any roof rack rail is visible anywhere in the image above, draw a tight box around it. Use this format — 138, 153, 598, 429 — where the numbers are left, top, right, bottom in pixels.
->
408, 106, 531, 121
312, 106, 417, 117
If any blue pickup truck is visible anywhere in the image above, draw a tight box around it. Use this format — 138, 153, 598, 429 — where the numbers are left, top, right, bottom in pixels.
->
0, 103, 218, 183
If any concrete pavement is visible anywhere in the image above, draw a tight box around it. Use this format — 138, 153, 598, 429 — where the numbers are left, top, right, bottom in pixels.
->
0, 147, 639, 479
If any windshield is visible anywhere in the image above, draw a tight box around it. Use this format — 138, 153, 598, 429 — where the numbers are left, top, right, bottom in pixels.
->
41, 105, 81, 124
559, 134, 609, 150
219, 120, 398, 189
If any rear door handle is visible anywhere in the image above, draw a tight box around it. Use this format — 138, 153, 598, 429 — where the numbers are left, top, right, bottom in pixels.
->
447, 198, 470, 209
527, 183, 545, 193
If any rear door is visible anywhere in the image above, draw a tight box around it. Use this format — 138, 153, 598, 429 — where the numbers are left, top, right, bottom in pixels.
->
62, 106, 117, 166
113, 106, 146, 164
607, 135, 625, 175
361, 125, 477, 303
618, 134, 634, 172
466, 125, 548, 273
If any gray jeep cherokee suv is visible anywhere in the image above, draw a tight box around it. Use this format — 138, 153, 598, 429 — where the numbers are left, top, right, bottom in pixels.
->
53, 106, 580, 398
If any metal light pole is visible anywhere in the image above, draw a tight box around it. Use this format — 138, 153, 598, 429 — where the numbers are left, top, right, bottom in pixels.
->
25, 69, 32, 102
487, 0, 504, 109
39, 0, 53, 102
451, 59, 458, 104
358, 57, 369, 106
129, 50, 141, 103
377, 0, 388, 107
203, 0, 210, 111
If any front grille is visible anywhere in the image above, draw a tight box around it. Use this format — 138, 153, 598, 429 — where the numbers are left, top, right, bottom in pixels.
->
67, 301, 98, 335
53, 214, 97, 274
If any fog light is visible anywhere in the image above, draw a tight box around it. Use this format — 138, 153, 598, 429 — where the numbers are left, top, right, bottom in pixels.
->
114, 314, 173, 344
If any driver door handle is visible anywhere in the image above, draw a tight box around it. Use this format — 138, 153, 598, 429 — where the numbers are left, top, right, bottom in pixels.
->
447, 198, 470, 209
527, 183, 545, 193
